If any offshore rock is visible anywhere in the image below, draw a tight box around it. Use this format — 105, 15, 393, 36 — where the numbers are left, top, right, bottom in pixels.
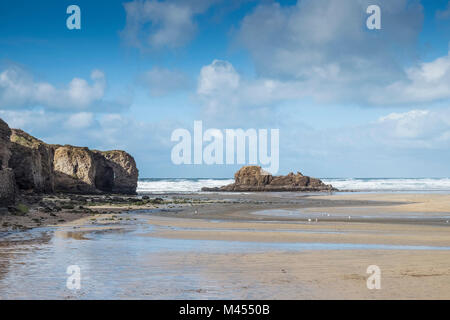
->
202, 166, 336, 192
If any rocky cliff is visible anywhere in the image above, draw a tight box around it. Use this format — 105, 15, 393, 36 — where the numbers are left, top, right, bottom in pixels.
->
97, 150, 138, 194
9, 129, 55, 193
202, 166, 336, 192
53, 145, 99, 193
0, 117, 139, 199
0, 119, 15, 206
52, 147, 138, 194
0, 118, 11, 170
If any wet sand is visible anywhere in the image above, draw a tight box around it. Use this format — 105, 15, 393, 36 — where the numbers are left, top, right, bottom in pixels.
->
149, 250, 450, 299
0, 192, 449, 299
0, 194, 162, 233
140, 192, 450, 299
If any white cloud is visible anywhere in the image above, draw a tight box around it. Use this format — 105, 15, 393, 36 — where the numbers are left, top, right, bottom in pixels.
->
0, 109, 56, 131
197, 52, 450, 131
138, 67, 189, 96
0, 65, 107, 110
374, 109, 450, 146
234, 0, 425, 106
237, 0, 422, 77
65, 112, 94, 129
197, 60, 299, 113
198, 60, 240, 95
0, 110, 99, 138
371, 52, 450, 105
121, 0, 218, 49
378, 110, 432, 139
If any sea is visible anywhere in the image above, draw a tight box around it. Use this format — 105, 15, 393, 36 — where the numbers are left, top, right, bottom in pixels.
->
137, 177, 450, 193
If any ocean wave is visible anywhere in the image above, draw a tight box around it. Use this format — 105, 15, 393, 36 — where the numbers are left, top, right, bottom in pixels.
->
322, 178, 450, 191
137, 178, 450, 193
137, 178, 234, 193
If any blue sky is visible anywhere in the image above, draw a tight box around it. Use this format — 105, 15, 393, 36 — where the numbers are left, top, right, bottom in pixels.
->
1, 0, 450, 178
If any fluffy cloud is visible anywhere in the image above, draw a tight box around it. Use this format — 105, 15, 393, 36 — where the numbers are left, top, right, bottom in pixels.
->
0, 64, 129, 111
198, 60, 240, 95
0, 110, 97, 139
373, 109, 450, 148
138, 67, 190, 96
370, 52, 450, 105
0, 109, 59, 133
121, 0, 219, 49
238, 0, 422, 77
234, 0, 425, 105
197, 59, 303, 122
0, 66, 101, 109
64, 112, 94, 129
197, 53, 450, 130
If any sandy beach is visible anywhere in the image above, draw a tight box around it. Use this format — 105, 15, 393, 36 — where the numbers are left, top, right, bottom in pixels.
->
135, 192, 450, 299
1, 191, 449, 299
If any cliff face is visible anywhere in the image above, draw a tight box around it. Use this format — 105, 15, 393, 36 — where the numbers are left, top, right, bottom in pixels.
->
0, 117, 139, 198
53, 147, 139, 194
0, 119, 11, 169
9, 129, 55, 193
99, 150, 139, 194
53, 146, 98, 193
202, 166, 336, 192
0, 119, 15, 205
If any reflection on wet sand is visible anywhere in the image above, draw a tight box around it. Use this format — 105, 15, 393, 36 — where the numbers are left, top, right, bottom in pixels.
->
0, 192, 450, 299
0, 229, 53, 282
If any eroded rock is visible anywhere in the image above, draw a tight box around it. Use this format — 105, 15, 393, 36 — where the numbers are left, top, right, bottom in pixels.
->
0, 119, 15, 205
53, 147, 139, 194
0, 117, 139, 198
98, 151, 139, 194
53, 146, 98, 193
9, 129, 54, 193
0, 118, 11, 169
202, 166, 336, 192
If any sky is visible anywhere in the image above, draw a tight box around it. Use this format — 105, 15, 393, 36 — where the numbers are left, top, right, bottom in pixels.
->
1, 0, 450, 178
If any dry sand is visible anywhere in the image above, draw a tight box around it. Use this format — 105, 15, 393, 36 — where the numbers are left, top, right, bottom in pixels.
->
308, 193, 450, 213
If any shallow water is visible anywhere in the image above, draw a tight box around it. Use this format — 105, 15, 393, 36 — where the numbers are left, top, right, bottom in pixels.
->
252, 208, 450, 222
1, 213, 450, 299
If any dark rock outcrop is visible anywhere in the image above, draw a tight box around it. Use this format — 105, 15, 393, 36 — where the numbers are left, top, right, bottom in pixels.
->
202, 166, 336, 192
0, 119, 15, 205
0, 169, 15, 206
0, 118, 11, 169
97, 151, 139, 194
